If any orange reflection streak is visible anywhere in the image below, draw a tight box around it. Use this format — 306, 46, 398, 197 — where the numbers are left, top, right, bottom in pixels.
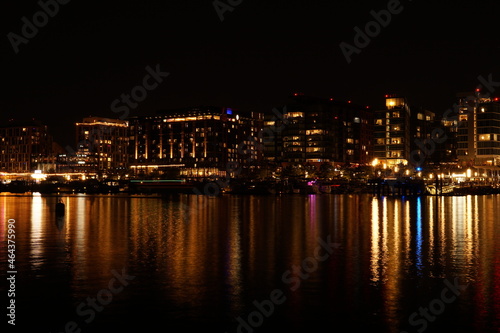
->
0, 196, 6, 242
403, 199, 411, 268
383, 198, 403, 327
370, 197, 380, 283
438, 196, 446, 270
30, 193, 44, 270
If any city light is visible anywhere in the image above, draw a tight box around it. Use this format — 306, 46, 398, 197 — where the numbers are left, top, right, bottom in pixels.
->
31, 170, 46, 180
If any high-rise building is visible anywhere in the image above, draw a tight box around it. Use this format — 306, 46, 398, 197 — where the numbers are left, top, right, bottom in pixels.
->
431, 116, 458, 166
74, 117, 129, 174
264, 94, 372, 166
0, 120, 55, 173
457, 91, 500, 167
129, 106, 264, 178
373, 95, 411, 166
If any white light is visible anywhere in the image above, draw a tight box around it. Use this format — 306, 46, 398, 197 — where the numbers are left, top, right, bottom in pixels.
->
31, 172, 46, 180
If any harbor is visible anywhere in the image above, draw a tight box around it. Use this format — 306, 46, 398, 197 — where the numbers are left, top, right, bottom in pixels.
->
1, 176, 500, 196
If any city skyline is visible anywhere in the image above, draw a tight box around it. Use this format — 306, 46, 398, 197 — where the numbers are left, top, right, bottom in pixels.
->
1, 87, 496, 148
3, 1, 500, 147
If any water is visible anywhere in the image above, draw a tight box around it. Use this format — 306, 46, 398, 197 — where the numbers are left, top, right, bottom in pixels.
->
1, 193, 499, 332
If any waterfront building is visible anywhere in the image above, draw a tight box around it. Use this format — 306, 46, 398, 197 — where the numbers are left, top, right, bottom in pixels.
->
457, 91, 500, 167
0, 120, 55, 173
128, 106, 264, 178
431, 116, 458, 167
373, 95, 412, 167
74, 117, 129, 175
264, 94, 372, 167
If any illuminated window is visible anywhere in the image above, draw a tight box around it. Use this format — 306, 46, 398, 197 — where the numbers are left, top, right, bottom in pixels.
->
375, 119, 383, 125
386, 98, 405, 109
306, 129, 324, 135
479, 134, 492, 141
286, 112, 304, 118
306, 147, 325, 153
390, 151, 402, 158
393, 112, 400, 118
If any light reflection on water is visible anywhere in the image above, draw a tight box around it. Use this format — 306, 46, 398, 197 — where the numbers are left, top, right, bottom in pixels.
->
0, 193, 499, 332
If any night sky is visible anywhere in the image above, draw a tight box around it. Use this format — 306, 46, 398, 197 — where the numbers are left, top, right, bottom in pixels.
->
2, 0, 500, 147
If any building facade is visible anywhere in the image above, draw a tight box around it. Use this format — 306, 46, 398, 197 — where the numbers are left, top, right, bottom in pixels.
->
129, 106, 264, 178
264, 94, 372, 166
373, 95, 412, 166
457, 91, 500, 167
74, 117, 129, 175
0, 120, 55, 173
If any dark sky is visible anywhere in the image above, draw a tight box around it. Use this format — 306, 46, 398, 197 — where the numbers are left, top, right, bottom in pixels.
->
2, 0, 500, 146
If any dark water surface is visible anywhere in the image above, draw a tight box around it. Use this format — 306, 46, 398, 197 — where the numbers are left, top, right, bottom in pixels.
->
1, 193, 499, 332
